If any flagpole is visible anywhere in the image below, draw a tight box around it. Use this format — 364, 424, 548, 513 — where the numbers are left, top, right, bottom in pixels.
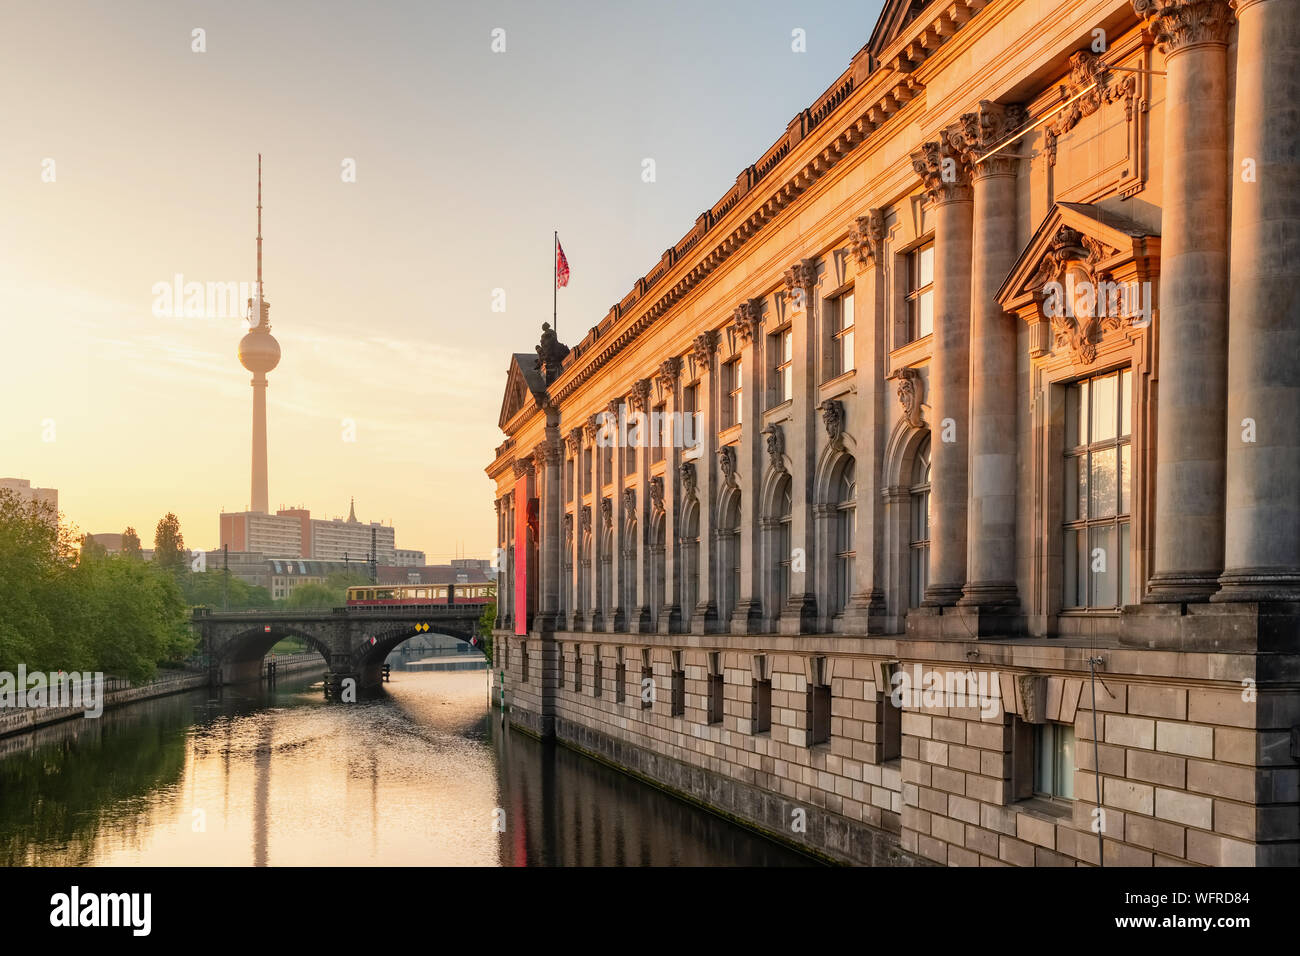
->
553, 230, 558, 336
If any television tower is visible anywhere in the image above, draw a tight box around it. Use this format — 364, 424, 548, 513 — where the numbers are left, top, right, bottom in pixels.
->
237, 155, 281, 514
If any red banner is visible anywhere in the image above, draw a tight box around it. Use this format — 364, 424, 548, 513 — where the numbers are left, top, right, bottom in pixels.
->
514, 476, 528, 635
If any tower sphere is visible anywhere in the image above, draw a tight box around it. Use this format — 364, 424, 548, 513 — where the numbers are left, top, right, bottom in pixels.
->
238, 329, 281, 374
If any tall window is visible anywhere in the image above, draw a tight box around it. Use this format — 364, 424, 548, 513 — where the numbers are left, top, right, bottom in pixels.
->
725, 358, 743, 428
773, 328, 793, 404
651, 514, 666, 629
566, 456, 575, 501
833, 458, 856, 615
601, 440, 613, 487
1034, 722, 1076, 799
773, 475, 792, 615
1064, 369, 1132, 608
909, 437, 931, 608
834, 291, 855, 377
652, 403, 667, 462
593, 646, 603, 697
707, 652, 724, 724
600, 524, 613, 619
906, 242, 935, 342
624, 517, 638, 614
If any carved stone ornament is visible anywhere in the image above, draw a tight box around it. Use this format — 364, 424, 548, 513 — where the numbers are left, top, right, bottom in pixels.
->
628, 378, 651, 413
848, 210, 886, 266
1132, 0, 1233, 54
532, 441, 552, 469
580, 504, 592, 534
782, 259, 818, 305
657, 356, 682, 395
600, 497, 612, 530
730, 298, 764, 346
622, 487, 636, 515
761, 423, 786, 473
679, 461, 698, 499
818, 399, 846, 447
718, 445, 737, 485
892, 367, 925, 428
691, 329, 719, 369
1016, 674, 1049, 724
512, 459, 534, 479
563, 512, 574, 546
952, 101, 1029, 178
583, 414, 599, 442
910, 132, 972, 204
565, 428, 582, 457
535, 322, 570, 385
1027, 226, 1125, 366
1044, 52, 1137, 167
649, 475, 665, 513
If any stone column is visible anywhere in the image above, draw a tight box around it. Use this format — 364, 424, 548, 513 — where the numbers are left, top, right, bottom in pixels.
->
494, 497, 504, 629
731, 298, 766, 633
910, 132, 974, 609
955, 103, 1025, 624
781, 263, 820, 634
841, 210, 889, 634
534, 438, 561, 627
1215, 0, 1300, 602
628, 379, 653, 631
608, 398, 627, 631
691, 330, 721, 633
585, 415, 604, 631
658, 357, 684, 632
1134, 0, 1234, 602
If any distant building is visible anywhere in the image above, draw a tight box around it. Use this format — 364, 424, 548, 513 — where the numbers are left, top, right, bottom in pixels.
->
266, 558, 356, 601
377, 563, 495, 595
218, 498, 403, 565
394, 549, 426, 567
0, 478, 58, 516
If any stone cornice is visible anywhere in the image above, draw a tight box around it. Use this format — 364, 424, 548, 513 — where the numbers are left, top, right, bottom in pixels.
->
1132, 0, 1234, 52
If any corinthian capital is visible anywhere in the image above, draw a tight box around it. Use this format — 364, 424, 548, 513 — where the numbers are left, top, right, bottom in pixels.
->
911, 129, 973, 204
1132, 0, 1233, 52
782, 259, 818, 303
952, 101, 1028, 179
730, 298, 764, 345
849, 209, 886, 267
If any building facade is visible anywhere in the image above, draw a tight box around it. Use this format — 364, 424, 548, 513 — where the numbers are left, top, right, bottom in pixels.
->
487, 0, 1300, 866
219, 499, 401, 565
0, 478, 58, 516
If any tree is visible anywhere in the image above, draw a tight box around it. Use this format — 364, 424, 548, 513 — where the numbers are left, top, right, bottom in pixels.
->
153, 513, 187, 578
477, 600, 496, 665
80, 534, 107, 562
121, 527, 142, 559
283, 582, 339, 608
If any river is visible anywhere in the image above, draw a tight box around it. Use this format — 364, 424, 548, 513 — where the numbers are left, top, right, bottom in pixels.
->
0, 668, 816, 866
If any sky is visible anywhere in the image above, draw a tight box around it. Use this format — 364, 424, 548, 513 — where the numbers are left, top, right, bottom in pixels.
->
0, 0, 884, 561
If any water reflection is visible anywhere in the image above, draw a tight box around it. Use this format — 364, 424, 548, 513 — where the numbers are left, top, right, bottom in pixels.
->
0, 670, 815, 867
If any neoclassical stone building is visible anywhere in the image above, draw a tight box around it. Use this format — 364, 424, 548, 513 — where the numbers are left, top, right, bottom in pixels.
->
487, 0, 1299, 866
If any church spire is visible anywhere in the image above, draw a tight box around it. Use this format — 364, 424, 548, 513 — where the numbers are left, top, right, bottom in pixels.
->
348, 497, 357, 523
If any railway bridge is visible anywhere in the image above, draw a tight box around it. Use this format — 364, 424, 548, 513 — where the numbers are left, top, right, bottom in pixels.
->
192, 604, 487, 690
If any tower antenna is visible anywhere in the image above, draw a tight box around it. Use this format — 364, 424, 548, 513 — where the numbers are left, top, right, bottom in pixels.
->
256, 153, 263, 301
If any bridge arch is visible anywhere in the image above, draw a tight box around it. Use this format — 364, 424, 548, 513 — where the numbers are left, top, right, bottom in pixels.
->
350, 624, 484, 672
217, 625, 333, 670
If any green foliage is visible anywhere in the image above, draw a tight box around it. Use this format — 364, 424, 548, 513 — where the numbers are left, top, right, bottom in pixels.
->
152, 512, 187, 579
477, 601, 496, 664
79, 534, 107, 560
0, 491, 194, 682
120, 527, 142, 559
282, 582, 338, 608
180, 571, 273, 610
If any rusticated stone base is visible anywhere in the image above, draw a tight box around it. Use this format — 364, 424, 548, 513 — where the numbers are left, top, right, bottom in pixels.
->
1119, 601, 1300, 658
547, 716, 929, 867
904, 603, 1025, 640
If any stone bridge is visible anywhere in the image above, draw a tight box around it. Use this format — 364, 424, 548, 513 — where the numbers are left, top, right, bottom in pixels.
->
192, 605, 487, 689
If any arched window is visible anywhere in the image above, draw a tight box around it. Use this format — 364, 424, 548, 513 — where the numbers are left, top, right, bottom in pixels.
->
719, 491, 742, 623
579, 527, 592, 617
650, 513, 666, 629
834, 457, 856, 615
772, 475, 793, 616
624, 515, 639, 615
600, 525, 614, 620
680, 499, 699, 628
909, 437, 931, 608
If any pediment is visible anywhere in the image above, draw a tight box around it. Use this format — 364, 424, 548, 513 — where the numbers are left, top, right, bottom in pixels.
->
866, 0, 930, 60
998, 202, 1161, 366
497, 353, 546, 431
